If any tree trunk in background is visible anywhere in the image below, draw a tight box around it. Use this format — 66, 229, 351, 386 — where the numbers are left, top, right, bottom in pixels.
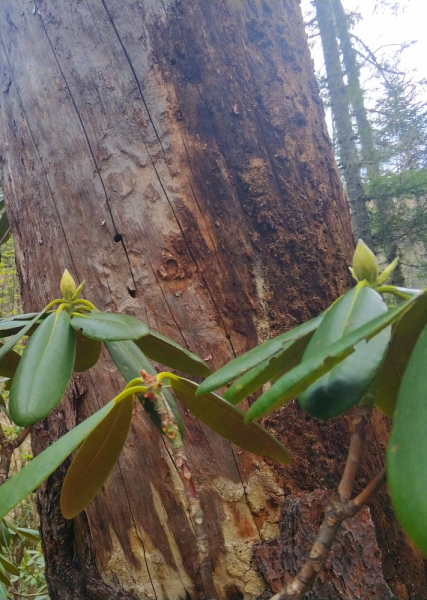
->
315, 0, 373, 248
0, 1, 424, 598
332, 0, 405, 286
332, 0, 379, 180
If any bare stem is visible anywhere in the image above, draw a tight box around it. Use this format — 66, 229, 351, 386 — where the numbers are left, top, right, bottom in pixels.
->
0, 426, 32, 486
270, 405, 385, 600
338, 403, 373, 501
141, 372, 218, 600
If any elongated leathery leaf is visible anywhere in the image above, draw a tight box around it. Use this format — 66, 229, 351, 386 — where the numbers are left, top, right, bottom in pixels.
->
9, 311, 76, 426
0, 554, 18, 576
244, 290, 424, 423
299, 285, 390, 420
61, 395, 133, 519
197, 314, 324, 396
170, 377, 291, 464
224, 333, 314, 405
15, 527, 40, 541
135, 330, 211, 377
71, 312, 148, 341
73, 330, 102, 372
0, 313, 48, 339
375, 293, 427, 417
0, 307, 49, 365
0, 399, 114, 520
0, 564, 9, 587
387, 323, 427, 556
105, 340, 184, 438
0, 344, 20, 379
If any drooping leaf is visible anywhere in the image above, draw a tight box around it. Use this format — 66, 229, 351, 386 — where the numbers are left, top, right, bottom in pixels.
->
135, 330, 211, 377
15, 527, 40, 541
0, 399, 115, 520
71, 312, 148, 341
0, 582, 7, 600
0, 523, 10, 547
299, 285, 390, 420
0, 307, 50, 365
244, 290, 423, 423
224, 333, 314, 405
0, 563, 10, 587
73, 330, 102, 373
375, 294, 427, 417
0, 344, 20, 379
170, 377, 291, 464
197, 314, 324, 396
0, 553, 18, 576
9, 310, 76, 426
387, 322, 427, 556
61, 395, 133, 519
105, 340, 184, 438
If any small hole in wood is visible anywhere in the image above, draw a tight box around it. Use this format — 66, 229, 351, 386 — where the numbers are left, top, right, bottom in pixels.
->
127, 288, 137, 298
170, 58, 177, 66
114, 233, 123, 243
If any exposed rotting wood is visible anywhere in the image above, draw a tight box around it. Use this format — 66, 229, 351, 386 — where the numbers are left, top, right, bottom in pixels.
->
0, 1, 424, 598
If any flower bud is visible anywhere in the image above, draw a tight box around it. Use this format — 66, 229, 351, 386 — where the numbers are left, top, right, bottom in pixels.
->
60, 269, 77, 300
352, 240, 379, 284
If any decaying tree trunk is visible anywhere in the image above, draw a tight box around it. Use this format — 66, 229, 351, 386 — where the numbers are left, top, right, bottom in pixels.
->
0, 1, 425, 598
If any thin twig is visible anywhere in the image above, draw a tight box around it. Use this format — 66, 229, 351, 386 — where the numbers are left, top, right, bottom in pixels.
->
270, 404, 386, 600
0, 426, 32, 486
338, 403, 373, 501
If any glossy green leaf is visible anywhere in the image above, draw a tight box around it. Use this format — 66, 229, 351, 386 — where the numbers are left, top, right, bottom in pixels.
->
61, 395, 133, 519
375, 294, 427, 417
0, 307, 49, 365
73, 330, 102, 372
9, 310, 76, 426
244, 290, 423, 423
387, 323, 427, 556
71, 312, 148, 341
0, 563, 10, 587
15, 527, 40, 541
105, 340, 184, 438
0, 344, 20, 379
0, 399, 115, 520
0, 553, 18, 576
0, 312, 49, 338
224, 332, 313, 405
135, 330, 211, 377
299, 285, 390, 420
0, 523, 10, 547
170, 377, 291, 464
197, 314, 324, 396
0, 582, 7, 600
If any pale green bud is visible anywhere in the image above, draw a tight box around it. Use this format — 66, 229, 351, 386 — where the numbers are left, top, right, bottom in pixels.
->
352, 240, 379, 284
60, 269, 77, 300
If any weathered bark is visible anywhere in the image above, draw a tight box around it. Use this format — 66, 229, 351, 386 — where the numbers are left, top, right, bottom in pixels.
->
0, 1, 424, 598
315, 0, 373, 247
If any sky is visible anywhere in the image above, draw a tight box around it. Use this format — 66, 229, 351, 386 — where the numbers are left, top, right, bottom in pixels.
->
302, 0, 427, 99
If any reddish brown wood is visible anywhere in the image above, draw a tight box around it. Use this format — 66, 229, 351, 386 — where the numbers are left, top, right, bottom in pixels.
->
0, 1, 424, 598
